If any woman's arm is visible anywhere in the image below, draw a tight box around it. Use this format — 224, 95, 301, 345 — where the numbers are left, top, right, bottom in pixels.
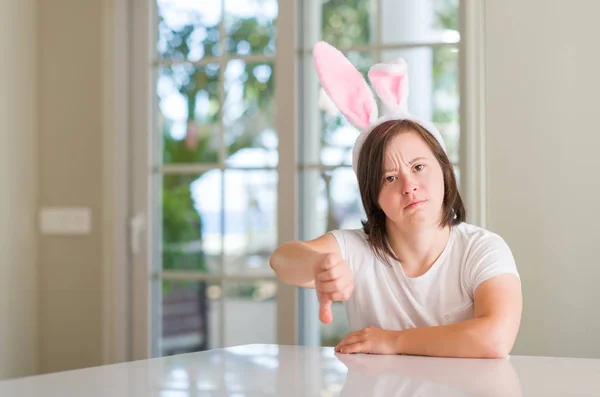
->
269, 233, 340, 288
394, 274, 522, 358
336, 274, 522, 358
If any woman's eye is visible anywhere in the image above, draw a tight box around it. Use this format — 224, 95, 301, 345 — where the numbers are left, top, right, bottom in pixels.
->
414, 164, 425, 172
385, 175, 396, 183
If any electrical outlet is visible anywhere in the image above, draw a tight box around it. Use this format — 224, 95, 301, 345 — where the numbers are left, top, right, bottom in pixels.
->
39, 207, 92, 235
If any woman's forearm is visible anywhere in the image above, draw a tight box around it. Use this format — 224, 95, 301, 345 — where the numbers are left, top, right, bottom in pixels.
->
269, 241, 319, 287
395, 316, 513, 358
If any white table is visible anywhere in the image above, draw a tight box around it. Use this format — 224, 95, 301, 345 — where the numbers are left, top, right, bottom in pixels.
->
1, 344, 599, 396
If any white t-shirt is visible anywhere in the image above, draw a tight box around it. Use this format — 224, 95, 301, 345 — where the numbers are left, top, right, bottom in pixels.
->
329, 222, 520, 332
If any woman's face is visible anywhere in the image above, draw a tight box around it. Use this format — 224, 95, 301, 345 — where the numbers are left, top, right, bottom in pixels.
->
378, 131, 445, 231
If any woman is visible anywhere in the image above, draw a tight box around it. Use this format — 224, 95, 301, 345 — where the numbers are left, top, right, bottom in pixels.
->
269, 42, 522, 358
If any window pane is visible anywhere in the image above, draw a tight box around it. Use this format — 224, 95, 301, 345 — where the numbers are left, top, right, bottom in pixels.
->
225, 0, 277, 56
158, 64, 221, 164
300, 167, 363, 240
157, 0, 222, 60
320, 0, 374, 48
299, 169, 327, 240
224, 60, 276, 167
454, 164, 460, 190
161, 280, 221, 356
223, 170, 277, 276
432, 0, 459, 31
223, 281, 277, 346
321, 302, 351, 347
380, 0, 459, 45
382, 46, 459, 164
162, 172, 222, 273
432, 46, 460, 164
325, 167, 364, 230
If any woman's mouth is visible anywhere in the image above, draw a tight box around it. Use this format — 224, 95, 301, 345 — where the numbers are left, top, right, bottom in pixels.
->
405, 200, 426, 210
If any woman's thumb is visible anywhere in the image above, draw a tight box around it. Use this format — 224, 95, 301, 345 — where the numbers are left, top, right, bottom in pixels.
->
319, 298, 333, 324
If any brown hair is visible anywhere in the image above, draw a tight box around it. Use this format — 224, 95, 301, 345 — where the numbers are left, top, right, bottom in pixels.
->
356, 119, 465, 265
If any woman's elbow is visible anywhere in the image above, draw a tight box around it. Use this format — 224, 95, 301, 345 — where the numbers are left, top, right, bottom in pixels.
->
480, 325, 516, 359
269, 243, 293, 276
481, 343, 512, 359
269, 249, 281, 273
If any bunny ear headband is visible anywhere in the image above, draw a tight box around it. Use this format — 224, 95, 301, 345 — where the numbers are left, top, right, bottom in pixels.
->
313, 41, 446, 175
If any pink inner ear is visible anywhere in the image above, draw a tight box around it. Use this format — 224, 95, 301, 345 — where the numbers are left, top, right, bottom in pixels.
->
368, 61, 409, 112
388, 75, 404, 100
313, 41, 376, 130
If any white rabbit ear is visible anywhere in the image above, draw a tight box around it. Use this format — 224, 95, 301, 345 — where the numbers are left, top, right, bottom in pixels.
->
313, 41, 378, 131
368, 58, 409, 114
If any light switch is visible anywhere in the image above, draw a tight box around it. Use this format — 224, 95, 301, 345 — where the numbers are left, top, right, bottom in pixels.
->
39, 207, 92, 235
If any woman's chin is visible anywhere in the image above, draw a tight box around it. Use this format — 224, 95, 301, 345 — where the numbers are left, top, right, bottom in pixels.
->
391, 214, 434, 230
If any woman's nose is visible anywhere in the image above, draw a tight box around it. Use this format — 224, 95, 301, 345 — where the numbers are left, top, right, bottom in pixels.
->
401, 176, 418, 195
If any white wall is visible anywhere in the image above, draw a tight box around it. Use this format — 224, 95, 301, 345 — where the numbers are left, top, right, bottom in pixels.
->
38, 0, 105, 374
0, 0, 39, 379
484, 0, 600, 358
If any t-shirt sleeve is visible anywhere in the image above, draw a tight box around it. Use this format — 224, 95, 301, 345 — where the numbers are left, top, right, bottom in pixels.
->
328, 229, 365, 275
328, 229, 348, 260
466, 233, 521, 298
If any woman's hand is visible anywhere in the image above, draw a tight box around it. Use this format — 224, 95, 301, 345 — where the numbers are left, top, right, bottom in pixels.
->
335, 327, 400, 354
312, 252, 354, 324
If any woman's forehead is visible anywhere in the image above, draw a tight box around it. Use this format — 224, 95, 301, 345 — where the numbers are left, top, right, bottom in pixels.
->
384, 131, 432, 159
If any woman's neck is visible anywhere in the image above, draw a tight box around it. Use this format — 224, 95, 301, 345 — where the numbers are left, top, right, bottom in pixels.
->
386, 222, 451, 277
